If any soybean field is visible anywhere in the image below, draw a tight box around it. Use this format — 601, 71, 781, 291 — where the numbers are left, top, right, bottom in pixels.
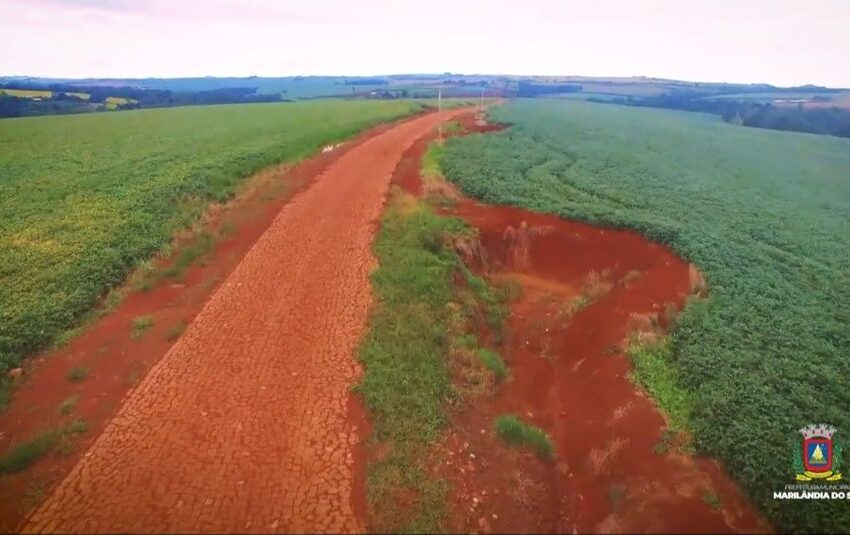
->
440, 99, 850, 532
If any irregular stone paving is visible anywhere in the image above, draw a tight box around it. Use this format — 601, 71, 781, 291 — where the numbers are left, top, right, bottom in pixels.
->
22, 109, 467, 534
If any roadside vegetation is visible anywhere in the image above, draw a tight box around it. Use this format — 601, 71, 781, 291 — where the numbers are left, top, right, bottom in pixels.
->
66, 367, 88, 382
356, 145, 509, 531
0, 419, 88, 475
440, 99, 850, 532
130, 316, 155, 340
0, 100, 424, 379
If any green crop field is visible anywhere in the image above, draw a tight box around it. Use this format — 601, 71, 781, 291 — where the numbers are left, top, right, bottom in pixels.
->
441, 100, 850, 532
0, 99, 423, 374
1, 89, 53, 99
104, 96, 135, 109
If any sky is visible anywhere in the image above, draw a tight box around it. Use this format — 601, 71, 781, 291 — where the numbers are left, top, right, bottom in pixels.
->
2, 0, 849, 87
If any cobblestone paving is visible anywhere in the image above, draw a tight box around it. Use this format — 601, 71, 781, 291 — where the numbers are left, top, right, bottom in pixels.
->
22, 109, 466, 534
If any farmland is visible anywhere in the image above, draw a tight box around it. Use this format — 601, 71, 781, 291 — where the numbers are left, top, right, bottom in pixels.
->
0, 89, 92, 101
0, 89, 53, 99
440, 100, 850, 532
0, 99, 424, 376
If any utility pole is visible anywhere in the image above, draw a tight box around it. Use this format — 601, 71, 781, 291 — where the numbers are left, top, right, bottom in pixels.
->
437, 88, 442, 141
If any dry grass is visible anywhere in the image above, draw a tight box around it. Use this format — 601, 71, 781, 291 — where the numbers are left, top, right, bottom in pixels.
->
688, 264, 707, 296
582, 269, 614, 301
619, 269, 643, 286
625, 312, 661, 344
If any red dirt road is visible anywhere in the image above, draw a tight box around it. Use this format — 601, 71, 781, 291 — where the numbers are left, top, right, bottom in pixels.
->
21, 108, 467, 534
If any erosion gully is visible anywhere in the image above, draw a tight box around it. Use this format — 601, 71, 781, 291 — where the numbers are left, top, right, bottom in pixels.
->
393, 111, 769, 533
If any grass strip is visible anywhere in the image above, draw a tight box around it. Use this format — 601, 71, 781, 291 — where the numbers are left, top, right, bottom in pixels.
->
0, 419, 89, 475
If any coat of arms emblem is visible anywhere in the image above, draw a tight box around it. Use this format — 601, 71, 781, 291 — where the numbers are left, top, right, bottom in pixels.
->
794, 424, 843, 482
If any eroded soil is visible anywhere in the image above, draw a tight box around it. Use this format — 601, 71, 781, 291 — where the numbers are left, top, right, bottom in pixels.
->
11, 108, 468, 533
397, 112, 770, 533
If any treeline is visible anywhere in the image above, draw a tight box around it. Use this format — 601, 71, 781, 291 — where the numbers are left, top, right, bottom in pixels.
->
0, 83, 284, 118
342, 78, 388, 85
0, 94, 98, 118
592, 92, 850, 138
517, 82, 582, 97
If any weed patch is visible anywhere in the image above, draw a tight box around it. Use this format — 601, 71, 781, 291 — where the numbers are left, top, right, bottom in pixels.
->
476, 348, 508, 381
494, 414, 555, 460
0, 379, 10, 413
57, 395, 78, 415
66, 366, 88, 382
0, 430, 58, 475
0, 419, 88, 475
131, 316, 154, 340
702, 491, 722, 509
162, 231, 215, 281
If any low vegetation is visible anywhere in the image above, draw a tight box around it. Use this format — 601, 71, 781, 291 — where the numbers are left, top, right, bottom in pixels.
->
130, 316, 155, 340
57, 395, 79, 416
627, 338, 694, 453
0, 100, 423, 376
494, 414, 555, 460
356, 141, 510, 531
476, 348, 508, 381
0, 419, 88, 475
165, 320, 188, 342
702, 491, 722, 510
440, 99, 850, 531
66, 367, 88, 382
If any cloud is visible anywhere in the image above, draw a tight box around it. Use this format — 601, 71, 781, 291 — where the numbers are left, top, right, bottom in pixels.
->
18, 0, 140, 13
4, 0, 345, 24
1, 0, 848, 86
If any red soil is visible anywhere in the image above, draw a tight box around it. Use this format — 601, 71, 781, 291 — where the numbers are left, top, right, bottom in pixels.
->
399, 112, 769, 533
453, 110, 508, 134
7, 108, 468, 533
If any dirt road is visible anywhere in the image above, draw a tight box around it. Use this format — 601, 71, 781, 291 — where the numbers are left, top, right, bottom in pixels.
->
21, 109, 466, 534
